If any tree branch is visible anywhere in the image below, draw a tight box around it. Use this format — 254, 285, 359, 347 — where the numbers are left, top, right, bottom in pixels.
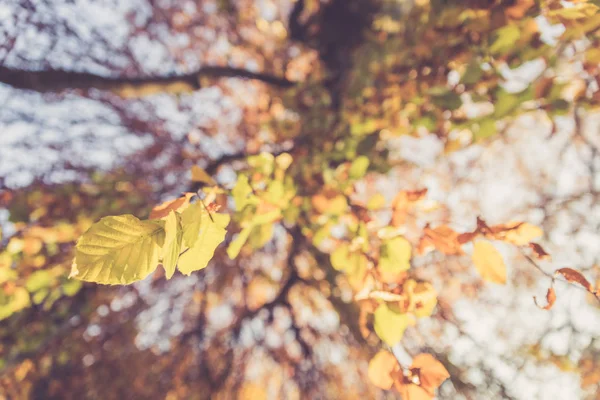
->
0, 65, 297, 93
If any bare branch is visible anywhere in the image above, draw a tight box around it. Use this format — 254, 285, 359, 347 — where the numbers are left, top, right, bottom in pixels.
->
0, 65, 297, 93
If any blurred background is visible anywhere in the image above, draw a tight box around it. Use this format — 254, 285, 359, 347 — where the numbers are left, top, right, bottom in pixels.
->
1, 0, 600, 399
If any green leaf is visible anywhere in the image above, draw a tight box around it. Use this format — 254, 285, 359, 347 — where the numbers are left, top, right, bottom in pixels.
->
227, 225, 252, 259
461, 61, 483, 85
430, 89, 462, 111
378, 236, 411, 274
177, 212, 230, 275
373, 303, 412, 346
494, 87, 533, 118
161, 211, 183, 279
349, 156, 370, 179
71, 215, 165, 285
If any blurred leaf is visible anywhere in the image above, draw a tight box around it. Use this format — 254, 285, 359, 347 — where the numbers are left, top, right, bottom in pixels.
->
232, 175, 255, 212
489, 24, 521, 55
412, 353, 450, 392
191, 166, 217, 186
534, 286, 556, 310
227, 226, 252, 259
349, 156, 370, 179
379, 236, 411, 275
368, 350, 398, 390
473, 118, 497, 141
472, 240, 507, 284
503, 222, 543, 245
373, 302, 412, 346
25, 270, 52, 293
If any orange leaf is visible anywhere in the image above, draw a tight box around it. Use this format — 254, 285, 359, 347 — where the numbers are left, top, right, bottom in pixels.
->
418, 225, 463, 255
368, 350, 399, 390
391, 189, 427, 227
149, 193, 195, 219
395, 382, 433, 400
534, 287, 556, 310
555, 268, 594, 292
411, 354, 450, 392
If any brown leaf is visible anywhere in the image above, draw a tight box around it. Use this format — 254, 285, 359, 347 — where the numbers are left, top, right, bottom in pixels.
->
534, 287, 556, 310
411, 354, 450, 392
149, 193, 195, 219
555, 268, 594, 292
529, 242, 551, 260
457, 231, 478, 244
418, 225, 463, 255
368, 350, 399, 390
472, 240, 507, 284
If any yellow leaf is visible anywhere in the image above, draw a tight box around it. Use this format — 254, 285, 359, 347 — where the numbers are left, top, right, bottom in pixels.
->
227, 226, 252, 259
472, 241, 507, 284
161, 211, 183, 279
373, 303, 413, 346
71, 215, 165, 285
177, 212, 230, 275
191, 165, 217, 186
503, 222, 543, 245
379, 236, 411, 275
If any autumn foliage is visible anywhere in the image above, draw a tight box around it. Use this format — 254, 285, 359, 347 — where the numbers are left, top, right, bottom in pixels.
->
2, 0, 600, 398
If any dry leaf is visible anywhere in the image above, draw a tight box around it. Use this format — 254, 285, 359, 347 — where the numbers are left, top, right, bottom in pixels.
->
555, 268, 594, 292
534, 287, 556, 310
529, 242, 550, 260
368, 350, 399, 390
149, 193, 195, 219
472, 240, 507, 284
417, 225, 463, 255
